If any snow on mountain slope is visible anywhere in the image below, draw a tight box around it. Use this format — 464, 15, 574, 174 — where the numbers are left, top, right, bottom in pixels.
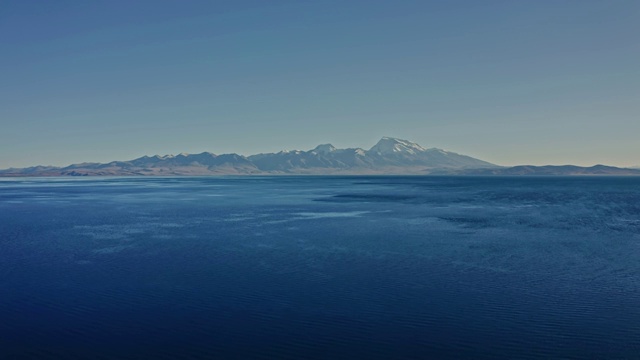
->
0, 137, 498, 176
310, 144, 337, 155
368, 137, 427, 155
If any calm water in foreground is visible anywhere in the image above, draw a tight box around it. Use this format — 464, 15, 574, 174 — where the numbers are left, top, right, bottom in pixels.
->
1, 176, 639, 359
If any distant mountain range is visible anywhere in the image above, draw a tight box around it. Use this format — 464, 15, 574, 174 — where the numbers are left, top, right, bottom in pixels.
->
433, 165, 640, 176
1, 137, 638, 176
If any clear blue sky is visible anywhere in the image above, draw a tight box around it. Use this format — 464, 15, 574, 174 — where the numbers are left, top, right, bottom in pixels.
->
1, 0, 638, 168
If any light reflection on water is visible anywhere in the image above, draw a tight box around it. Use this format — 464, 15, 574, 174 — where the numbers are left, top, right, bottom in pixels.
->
1, 176, 639, 359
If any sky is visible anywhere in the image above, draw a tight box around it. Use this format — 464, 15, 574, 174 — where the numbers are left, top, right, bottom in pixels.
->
1, 0, 638, 168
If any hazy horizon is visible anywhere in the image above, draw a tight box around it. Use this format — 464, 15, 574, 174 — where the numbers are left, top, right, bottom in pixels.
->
2, 135, 639, 170
1, 1, 638, 169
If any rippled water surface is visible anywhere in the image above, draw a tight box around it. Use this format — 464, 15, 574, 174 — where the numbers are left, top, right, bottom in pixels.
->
1, 176, 640, 359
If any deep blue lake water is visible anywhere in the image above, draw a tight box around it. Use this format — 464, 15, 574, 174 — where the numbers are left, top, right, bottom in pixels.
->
1, 176, 639, 359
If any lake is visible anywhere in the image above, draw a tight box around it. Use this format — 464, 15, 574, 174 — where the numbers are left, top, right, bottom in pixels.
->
1, 176, 639, 359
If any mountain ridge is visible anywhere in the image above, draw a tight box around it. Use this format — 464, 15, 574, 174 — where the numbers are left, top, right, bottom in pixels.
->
432, 164, 640, 176
1, 137, 496, 176
1, 137, 638, 176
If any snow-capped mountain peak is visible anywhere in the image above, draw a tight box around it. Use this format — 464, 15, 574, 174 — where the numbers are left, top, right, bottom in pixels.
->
369, 137, 426, 155
0, 136, 499, 176
311, 144, 337, 155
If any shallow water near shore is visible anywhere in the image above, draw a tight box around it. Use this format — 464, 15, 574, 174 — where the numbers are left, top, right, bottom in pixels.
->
1, 176, 640, 359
